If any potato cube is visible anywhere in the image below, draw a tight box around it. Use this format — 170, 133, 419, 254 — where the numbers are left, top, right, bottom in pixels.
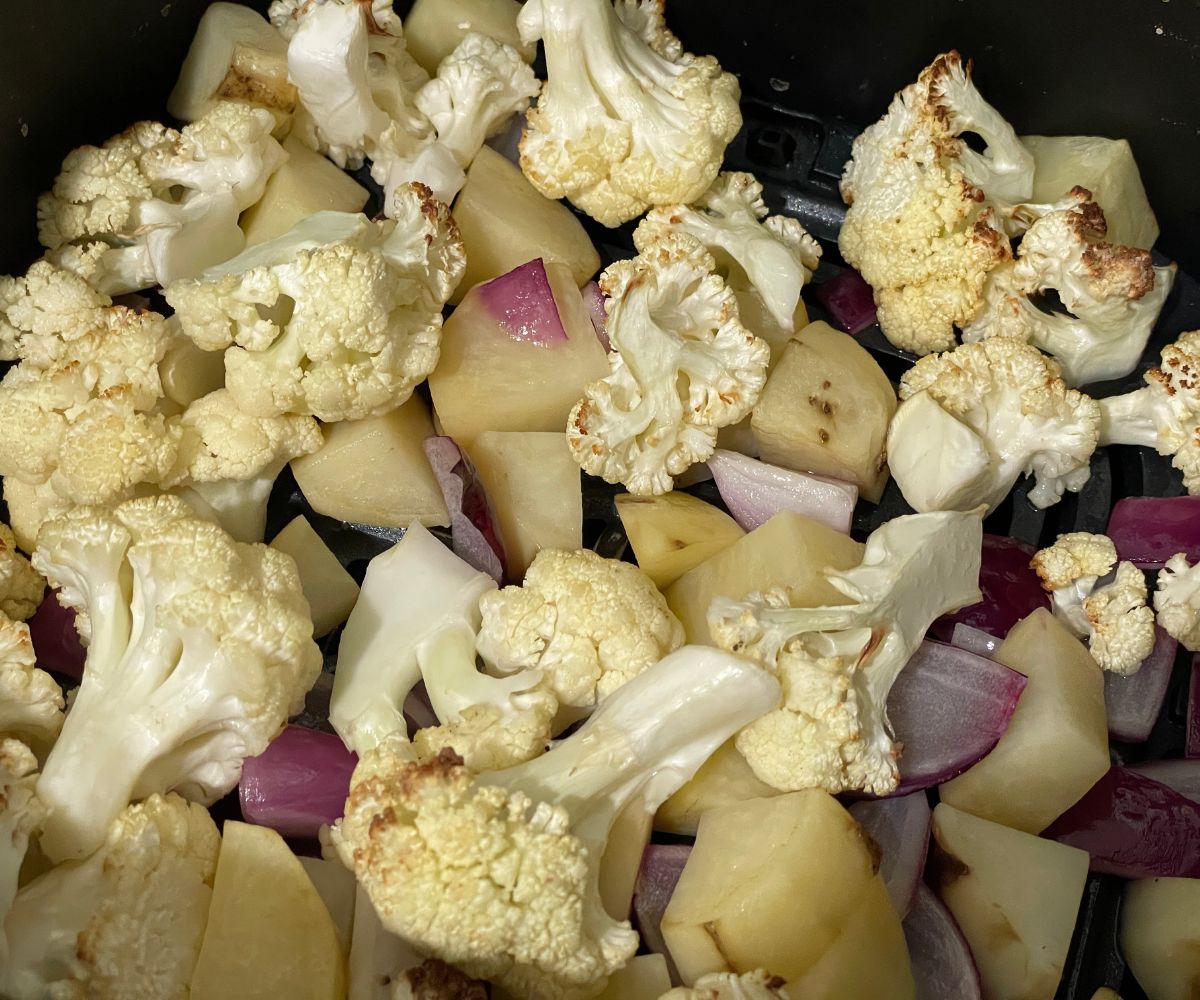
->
403, 0, 534, 76
599, 799, 653, 922
596, 955, 672, 1000
159, 336, 226, 409
615, 492, 745, 590
466, 431, 581, 578
241, 137, 369, 247
665, 512, 863, 645
751, 321, 896, 502
939, 608, 1109, 833
1120, 877, 1200, 1000
451, 147, 601, 303
655, 739, 778, 836
298, 856, 357, 954
931, 803, 1089, 1000
270, 516, 360, 637
291, 395, 449, 529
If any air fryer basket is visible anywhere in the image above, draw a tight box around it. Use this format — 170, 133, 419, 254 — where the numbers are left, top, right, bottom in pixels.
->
5, 2, 1200, 997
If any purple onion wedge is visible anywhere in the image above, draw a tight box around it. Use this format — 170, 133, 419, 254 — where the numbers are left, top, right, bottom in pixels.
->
707, 449, 857, 534
1131, 759, 1200, 805
423, 436, 505, 581
813, 268, 877, 336
582, 280, 610, 351
1108, 496, 1200, 569
930, 535, 1047, 641
1190, 657, 1200, 758
632, 843, 690, 975
904, 884, 983, 1000
476, 258, 570, 347
1105, 627, 1178, 743
26, 590, 86, 681
849, 792, 931, 918
949, 623, 1000, 660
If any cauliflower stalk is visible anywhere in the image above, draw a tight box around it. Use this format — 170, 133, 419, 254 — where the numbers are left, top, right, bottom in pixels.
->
478, 548, 684, 710
568, 233, 770, 496
963, 188, 1177, 386
1155, 554, 1200, 651
634, 172, 822, 332
708, 509, 984, 796
1, 793, 218, 1000
1030, 532, 1155, 674
839, 51, 1033, 354
517, 0, 742, 227
331, 645, 781, 1000
37, 102, 286, 294
30, 496, 322, 863
165, 199, 465, 422
1097, 330, 1200, 494
660, 971, 791, 1000
887, 337, 1101, 513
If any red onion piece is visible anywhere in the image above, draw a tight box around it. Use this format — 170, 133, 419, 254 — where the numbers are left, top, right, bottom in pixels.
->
813, 268, 877, 335
1105, 627, 1178, 743
1108, 496, 1200, 569
26, 591, 86, 681
1190, 657, 1200, 758
1043, 766, 1200, 878
949, 623, 999, 659
582, 281, 610, 352
632, 843, 690, 973
707, 449, 857, 534
930, 535, 1047, 641
886, 640, 1027, 795
423, 436, 505, 582
848, 792, 930, 918
239, 725, 357, 839
476, 259, 570, 346
1132, 759, 1200, 805
904, 884, 983, 1000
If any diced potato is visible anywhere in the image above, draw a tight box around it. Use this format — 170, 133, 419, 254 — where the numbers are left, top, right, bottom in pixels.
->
291, 395, 449, 529
665, 512, 864, 645
191, 821, 346, 1000
159, 335, 226, 409
403, 0, 534, 76
930, 803, 1089, 1000
466, 431, 581, 578
451, 147, 601, 302
269, 516, 360, 637
615, 492, 745, 590
662, 790, 911, 994
168, 2, 295, 124
599, 799, 653, 921
751, 321, 897, 502
595, 955, 673, 1000
430, 259, 608, 442
1121, 877, 1200, 1000
241, 136, 369, 247
655, 739, 777, 836
298, 856, 357, 954
939, 608, 1109, 833
1022, 134, 1159, 250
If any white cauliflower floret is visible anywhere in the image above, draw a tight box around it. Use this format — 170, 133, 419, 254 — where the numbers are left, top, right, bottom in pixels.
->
477, 548, 684, 710
568, 233, 770, 496
888, 337, 1101, 513
1, 793, 218, 1000
517, 0, 742, 227
708, 510, 983, 796
660, 970, 791, 1000
2, 480, 70, 555
1097, 331, 1200, 494
165, 197, 464, 422
963, 188, 1177, 386
37, 102, 286, 293
0, 524, 44, 621
1155, 553, 1200, 651
0, 738, 45, 961
839, 51, 1033, 354
1031, 532, 1155, 674
331, 646, 780, 999
635, 172, 821, 333
0, 617, 63, 755
30, 495, 321, 862
0, 258, 114, 363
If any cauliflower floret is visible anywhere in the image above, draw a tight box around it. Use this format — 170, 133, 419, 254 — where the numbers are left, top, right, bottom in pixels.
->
37, 102, 286, 293
1097, 331, 1200, 494
963, 188, 1177, 385
0, 738, 45, 958
517, 0, 742, 227
839, 51, 1033, 354
0, 617, 63, 755
634, 172, 821, 333
660, 970, 791, 1000
708, 509, 984, 796
888, 337, 1101, 513
165, 196, 464, 422
568, 233, 770, 496
331, 646, 780, 999
0, 258, 115, 363
1031, 532, 1155, 674
1, 793, 218, 1000
31, 495, 321, 862
2, 480, 70, 555
0, 525, 44, 622
1155, 553, 1200, 651
477, 548, 684, 710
